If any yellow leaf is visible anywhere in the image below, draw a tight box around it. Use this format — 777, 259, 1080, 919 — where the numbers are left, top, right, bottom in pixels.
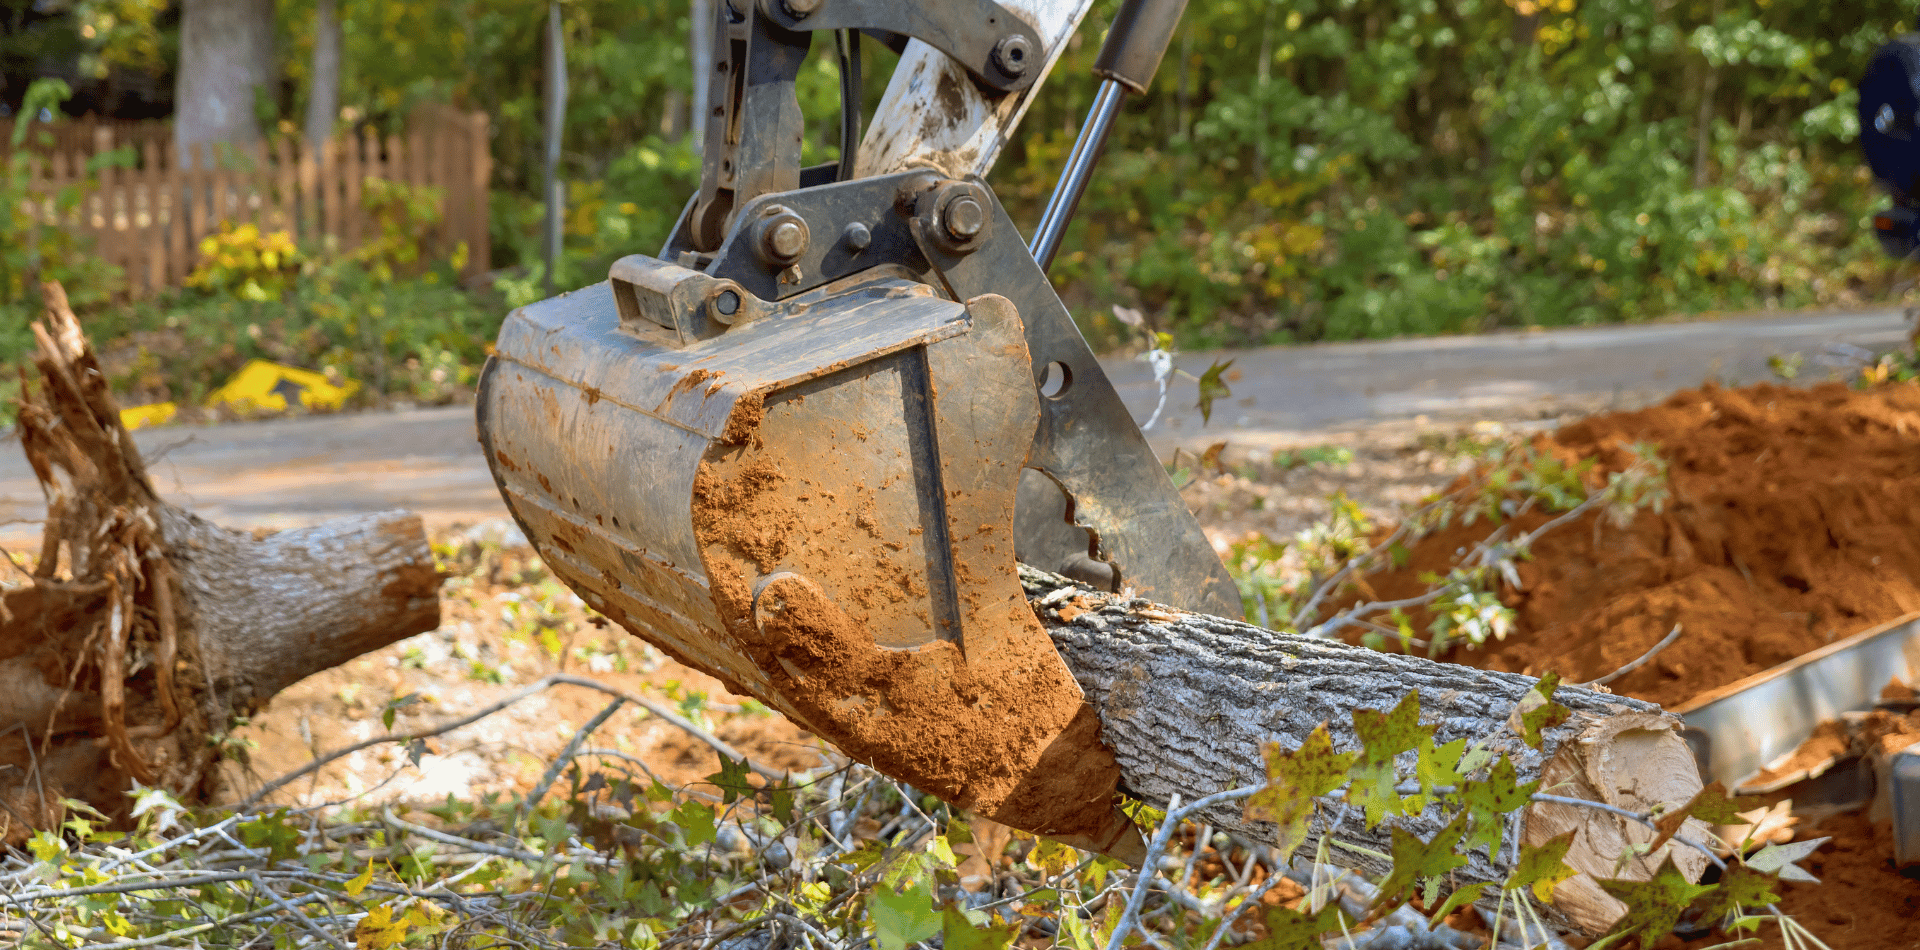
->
353, 904, 409, 949
1025, 839, 1079, 875
345, 858, 374, 897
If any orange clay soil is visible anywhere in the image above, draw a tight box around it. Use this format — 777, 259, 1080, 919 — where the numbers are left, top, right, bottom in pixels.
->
1747, 810, 1920, 950
689, 439, 1135, 854
1355, 381, 1920, 709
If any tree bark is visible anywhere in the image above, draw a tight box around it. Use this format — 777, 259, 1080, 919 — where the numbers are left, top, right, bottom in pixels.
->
302, 0, 342, 160
1020, 567, 1708, 936
0, 282, 441, 844
175, 0, 277, 157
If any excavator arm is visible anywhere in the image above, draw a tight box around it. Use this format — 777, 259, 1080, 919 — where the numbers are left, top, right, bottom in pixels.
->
476, 0, 1225, 856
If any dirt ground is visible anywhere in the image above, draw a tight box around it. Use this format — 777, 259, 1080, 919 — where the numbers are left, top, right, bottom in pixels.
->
222, 535, 830, 811
203, 386, 1919, 947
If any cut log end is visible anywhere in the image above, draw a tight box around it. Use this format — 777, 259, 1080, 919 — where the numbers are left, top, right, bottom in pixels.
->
1526, 713, 1709, 933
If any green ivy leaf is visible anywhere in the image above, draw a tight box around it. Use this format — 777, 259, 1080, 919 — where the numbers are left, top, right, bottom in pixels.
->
941, 906, 1018, 950
1243, 724, 1358, 858
1456, 757, 1539, 857
1426, 881, 1490, 928
836, 840, 891, 872
944, 816, 975, 845
1415, 737, 1468, 798
769, 785, 796, 827
668, 800, 715, 847
238, 809, 303, 863
381, 692, 422, 731
870, 876, 943, 950
1196, 359, 1234, 425
1354, 692, 1435, 771
1691, 864, 1782, 933
1238, 903, 1354, 950
1590, 857, 1717, 949
704, 754, 754, 805
1373, 814, 1471, 914
1348, 692, 1436, 826
1509, 672, 1572, 749
27, 830, 66, 863
1684, 782, 1756, 825
1504, 830, 1579, 901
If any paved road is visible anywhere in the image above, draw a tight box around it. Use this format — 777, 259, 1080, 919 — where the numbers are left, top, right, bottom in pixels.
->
1, 306, 1909, 541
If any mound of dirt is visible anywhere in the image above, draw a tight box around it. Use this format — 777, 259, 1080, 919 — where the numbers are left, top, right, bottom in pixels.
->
1356, 380, 1920, 708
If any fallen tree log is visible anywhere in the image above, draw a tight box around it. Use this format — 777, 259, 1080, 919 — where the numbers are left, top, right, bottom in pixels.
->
0, 282, 442, 844
1020, 566, 1708, 936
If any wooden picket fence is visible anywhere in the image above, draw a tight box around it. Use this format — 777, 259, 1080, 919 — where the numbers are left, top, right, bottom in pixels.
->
10, 107, 492, 297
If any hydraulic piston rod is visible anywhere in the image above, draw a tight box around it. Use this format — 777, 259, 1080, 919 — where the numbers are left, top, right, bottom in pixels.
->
1028, 0, 1190, 271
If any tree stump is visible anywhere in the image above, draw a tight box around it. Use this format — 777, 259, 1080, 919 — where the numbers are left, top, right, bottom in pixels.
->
1021, 566, 1708, 935
0, 282, 442, 843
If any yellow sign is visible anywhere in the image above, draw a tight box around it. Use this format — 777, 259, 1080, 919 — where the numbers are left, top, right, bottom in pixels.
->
204, 359, 359, 415
119, 402, 178, 431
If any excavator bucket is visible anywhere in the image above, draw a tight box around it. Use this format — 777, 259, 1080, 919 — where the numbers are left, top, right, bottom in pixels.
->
477, 0, 1223, 853
479, 265, 1140, 853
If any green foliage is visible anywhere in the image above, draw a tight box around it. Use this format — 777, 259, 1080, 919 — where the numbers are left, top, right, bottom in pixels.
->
1016, 0, 1909, 346
1506, 831, 1580, 901
1243, 903, 1355, 949
4, 623, 1829, 950
355, 177, 455, 283
1272, 445, 1355, 470
1, 79, 126, 389
1195, 358, 1235, 424
1229, 432, 1672, 657
30, 0, 1913, 351
1590, 857, 1720, 949
81, 255, 498, 415
1512, 672, 1574, 748
869, 876, 943, 950
1244, 724, 1358, 857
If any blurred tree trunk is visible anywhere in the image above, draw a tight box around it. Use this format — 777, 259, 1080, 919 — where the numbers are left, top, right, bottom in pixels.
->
175, 0, 276, 159
303, 0, 343, 159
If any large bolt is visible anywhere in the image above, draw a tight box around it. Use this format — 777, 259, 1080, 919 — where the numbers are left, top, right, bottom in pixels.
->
781, 0, 820, 18
754, 208, 811, 266
767, 220, 807, 258
842, 221, 872, 252
943, 194, 986, 242
992, 35, 1031, 77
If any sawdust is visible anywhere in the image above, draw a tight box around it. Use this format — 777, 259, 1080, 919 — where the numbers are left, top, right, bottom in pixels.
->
1358, 381, 1920, 709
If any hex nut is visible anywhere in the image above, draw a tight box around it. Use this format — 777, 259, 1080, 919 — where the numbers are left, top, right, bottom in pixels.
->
780, 0, 820, 17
